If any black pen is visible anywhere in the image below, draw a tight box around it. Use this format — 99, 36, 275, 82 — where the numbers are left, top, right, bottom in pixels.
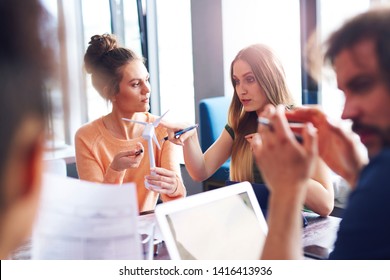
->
163, 124, 199, 141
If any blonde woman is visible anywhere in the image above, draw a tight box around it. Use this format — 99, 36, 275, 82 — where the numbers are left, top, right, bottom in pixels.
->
164, 44, 333, 216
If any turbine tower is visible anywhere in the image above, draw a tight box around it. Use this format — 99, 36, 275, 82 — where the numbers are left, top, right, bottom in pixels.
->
122, 110, 169, 190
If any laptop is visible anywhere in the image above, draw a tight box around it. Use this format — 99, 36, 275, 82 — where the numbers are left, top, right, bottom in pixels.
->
225, 180, 269, 217
225, 180, 308, 227
155, 181, 268, 260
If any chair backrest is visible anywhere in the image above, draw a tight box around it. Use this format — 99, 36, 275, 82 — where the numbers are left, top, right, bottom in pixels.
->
199, 96, 231, 152
226, 180, 269, 216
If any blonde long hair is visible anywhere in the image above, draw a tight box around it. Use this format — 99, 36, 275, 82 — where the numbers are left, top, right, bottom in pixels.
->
228, 44, 295, 182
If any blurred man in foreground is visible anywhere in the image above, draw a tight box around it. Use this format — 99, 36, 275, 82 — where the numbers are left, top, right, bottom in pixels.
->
253, 6, 390, 259
0, 0, 54, 259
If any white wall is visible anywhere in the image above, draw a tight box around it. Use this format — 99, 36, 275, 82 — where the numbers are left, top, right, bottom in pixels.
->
222, 0, 302, 104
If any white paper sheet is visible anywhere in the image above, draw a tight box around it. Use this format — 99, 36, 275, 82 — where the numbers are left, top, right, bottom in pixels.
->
31, 173, 142, 260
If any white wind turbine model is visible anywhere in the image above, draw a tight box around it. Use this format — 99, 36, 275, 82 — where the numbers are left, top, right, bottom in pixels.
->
122, 110, 169, 190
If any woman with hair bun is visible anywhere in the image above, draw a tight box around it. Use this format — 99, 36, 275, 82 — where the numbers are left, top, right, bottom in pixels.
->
75, 34, 186, 212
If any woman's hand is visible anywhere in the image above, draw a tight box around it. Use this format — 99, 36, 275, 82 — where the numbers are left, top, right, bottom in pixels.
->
145, 167, 179, 195
160, 121, 198, 146
110, 142, 144, 171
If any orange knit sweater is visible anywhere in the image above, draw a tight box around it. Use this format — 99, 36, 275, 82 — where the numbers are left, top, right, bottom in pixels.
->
75, 113, 186, 212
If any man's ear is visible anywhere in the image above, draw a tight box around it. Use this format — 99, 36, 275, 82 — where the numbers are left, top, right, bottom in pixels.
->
2, 118, 45, 206
23, 131, 44, 198
0, 119, 45, 258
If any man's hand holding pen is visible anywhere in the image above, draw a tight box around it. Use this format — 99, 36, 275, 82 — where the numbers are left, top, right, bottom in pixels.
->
251, 104, 318, 194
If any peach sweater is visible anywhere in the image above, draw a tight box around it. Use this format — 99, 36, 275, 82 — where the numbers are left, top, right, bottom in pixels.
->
75, 113, 186, 212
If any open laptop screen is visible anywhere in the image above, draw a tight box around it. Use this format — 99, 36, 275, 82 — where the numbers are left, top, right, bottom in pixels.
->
155, 182, 268, 260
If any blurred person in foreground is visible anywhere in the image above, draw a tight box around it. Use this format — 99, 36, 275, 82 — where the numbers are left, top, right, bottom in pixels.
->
254, 6, 390, 259
0, 0, 54, 259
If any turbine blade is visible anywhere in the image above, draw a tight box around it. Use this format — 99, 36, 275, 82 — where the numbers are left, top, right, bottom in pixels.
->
122, 118, 148, 125
153, 133, 161, 150
153, 109, 170, 127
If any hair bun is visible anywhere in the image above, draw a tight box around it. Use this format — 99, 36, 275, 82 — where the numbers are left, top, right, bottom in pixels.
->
84, 33, 118, 73
90, 34, 118, 51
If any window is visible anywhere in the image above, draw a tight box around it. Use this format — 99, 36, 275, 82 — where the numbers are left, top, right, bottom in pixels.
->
80, 0, 195, 124
318, 0, 370, 119
123, 0, 143, 55
222, 0, 302, 104
41, 0, 66, 149
81, 0, 113, 122
155, 0, 195, 123
46, 0, 390, 152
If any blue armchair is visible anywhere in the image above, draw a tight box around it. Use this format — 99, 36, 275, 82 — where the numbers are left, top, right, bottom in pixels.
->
199, 96, 231, 191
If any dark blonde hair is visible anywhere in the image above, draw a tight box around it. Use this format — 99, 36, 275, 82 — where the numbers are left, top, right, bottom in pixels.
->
325, 7, 390, 89
84, 34, 143, 100
228, 44, 295, 182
